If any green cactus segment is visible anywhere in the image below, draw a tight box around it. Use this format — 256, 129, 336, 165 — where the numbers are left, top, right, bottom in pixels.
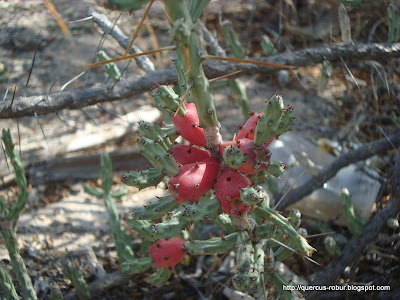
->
388, 4, 400, 43
251, 169, 268, 184
228, 78, 250, 119
98, 153, 134, 262
124, 168, 165, 189
1, 130, 37, 300
261, 35, 277, 56
120, 257, 153, 274
214, 213, 235, 233
273, 272, 305, 300
164, 0, 219, 128
324, 236, 342, 257
266, 161, 285, 177
62, 260, 90, 300
184, 232, 238, 255
318, 224, 349, 246
104, 193, 135, 262
255, 222, 276, 240
151, 215, 189, 240
275, 109, 295, 136
152, 85, 186, 116
188, 0, 209, 22
0, 264, 19, 300
253, 243, 265, 274
110, 186, 128, 199
127, 218, 158, 242
322, 60, 333, 78
102, 0, 149, 11
181, 198, 220, 222
253, 206, 316, 256
172, 51, 188, 94
234, 242, 264, 294
132, 195, 179, 220
160, 123, 179, 144
341, 189, 364, 236
97, 50, 122, 82
222, 21, 244, 59
138, 121, 174, 151
219, 20, 249, 119
149, 267, 172, 285
274, 228, 308, 261
2, 129, 28, 222
289, 209, 301, 230
235, 231, 254, 273
0, 196, 8, 218
223, 145, 245, 169
254, 95, 284, 146
137, 137, 179, 176
0, 228, 37, 300
240, 185, 269, 206
233, 272, 258, 293
83, 185, 104, 198
101, 153, 113, 194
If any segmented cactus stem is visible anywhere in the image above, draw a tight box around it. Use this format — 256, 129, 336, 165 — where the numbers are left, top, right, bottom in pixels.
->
62, 260, 90, 300
99, 153, 134, 262
1, 130, 37, 300
0, 263, 19, 300
1, 227, 37, 300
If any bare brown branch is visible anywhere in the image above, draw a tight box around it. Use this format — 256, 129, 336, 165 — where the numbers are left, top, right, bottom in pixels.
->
1, 42, 399, 119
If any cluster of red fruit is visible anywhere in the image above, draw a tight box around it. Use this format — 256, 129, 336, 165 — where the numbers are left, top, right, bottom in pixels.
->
167, 103, 273, 217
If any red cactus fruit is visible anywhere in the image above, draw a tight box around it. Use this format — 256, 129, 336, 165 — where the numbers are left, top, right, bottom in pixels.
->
220, 138, 271, 175
237, 113, 262, 140
215, 167, 251, 216
171, 103, 207, 147
170, 144, 211, 165
237, 113, 275, 147
168, 157, 219, 203
149, 238, 186, 268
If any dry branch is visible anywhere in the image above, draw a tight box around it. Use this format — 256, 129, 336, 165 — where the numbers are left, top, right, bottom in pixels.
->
307, 149, 400, 299
1, 42, 399, 119
27, 145, 148, 185
88, 6, 155, 73
277, 133, 400, 210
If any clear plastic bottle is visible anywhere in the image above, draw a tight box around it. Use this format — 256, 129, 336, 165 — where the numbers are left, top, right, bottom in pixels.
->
269, 132, 381, 225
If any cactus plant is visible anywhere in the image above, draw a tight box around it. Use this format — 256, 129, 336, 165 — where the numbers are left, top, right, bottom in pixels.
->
97, 50, 122, 82
62, 260, 90, 300
84, 153, 134, 262
92, 1, 315, 297
0, 264, 18, 300
1, 129, 37, 300
341, 188, 364, 236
